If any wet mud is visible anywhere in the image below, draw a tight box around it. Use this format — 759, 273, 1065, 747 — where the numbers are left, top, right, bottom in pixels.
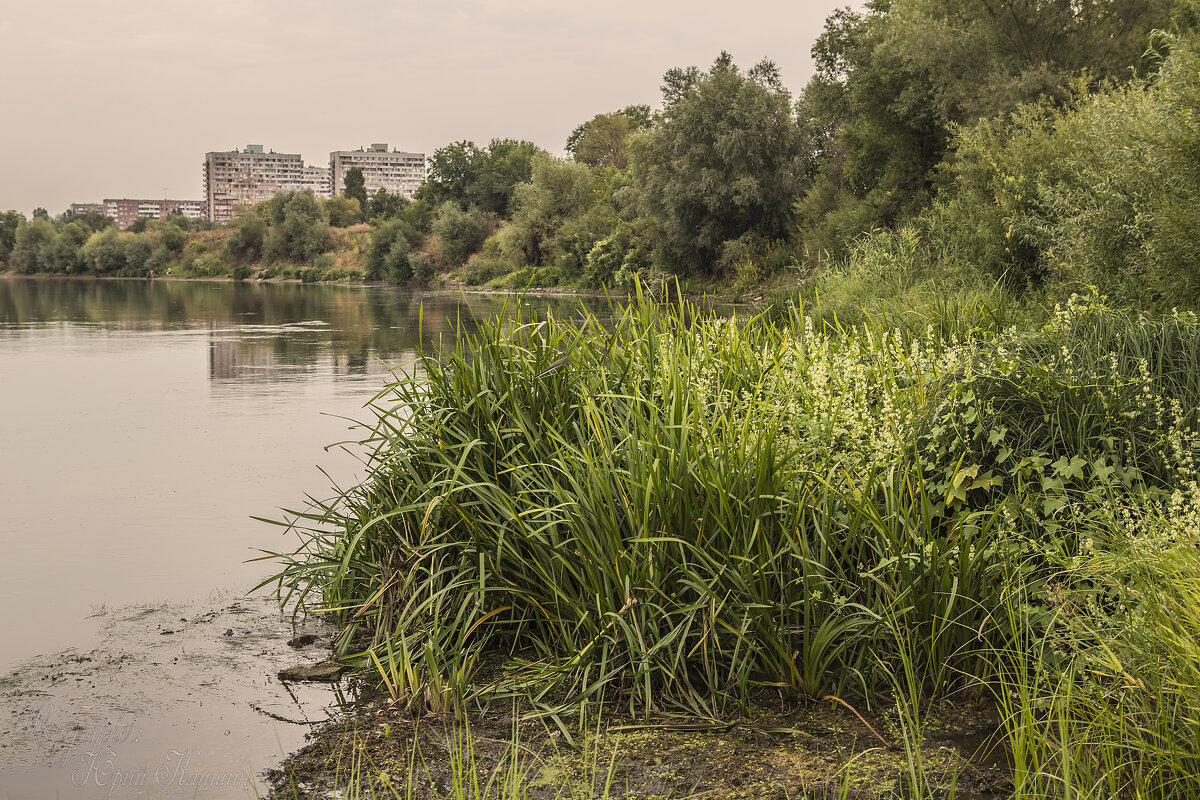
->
268, 694, 1013, 799
0, 593, 356, 799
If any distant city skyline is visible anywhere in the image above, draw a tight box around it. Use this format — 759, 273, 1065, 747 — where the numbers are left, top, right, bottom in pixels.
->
0, 0, 853, 216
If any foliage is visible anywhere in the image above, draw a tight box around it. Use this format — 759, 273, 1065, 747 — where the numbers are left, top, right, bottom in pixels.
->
581, 220, 654, 290
225, 210, 268, 260
366, 187, 407, 222
265, 292, 1041, 724
504, 154, 597, 270
795, 0, 1175, 260
262, 191, 333, 263
69, 227, 156, 276
928, 17, 1200, 303
565, 105, 653, 171
156, 223, 186, 254
914, 294, 1200, 568
10, 218, 59, 274
418, 139, 542, 217
409, 252, 437, 282
459, 255, 513, 286
633, 52, 806, 275
431, 203, 492, 267
365, 218, 421, 282
60, 209, 112, 233
325, 195, 363, 228
343, 167, 368, 212
42, 221, 89, 273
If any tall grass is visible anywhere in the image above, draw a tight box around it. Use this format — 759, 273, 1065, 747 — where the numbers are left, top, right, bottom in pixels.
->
262, 283, 1200, 797
989, 506, 1200, 800
261, 288, 1018, 722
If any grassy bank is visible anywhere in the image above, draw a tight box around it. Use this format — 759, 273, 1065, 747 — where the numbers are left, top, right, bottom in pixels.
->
261, 275, 1200, 797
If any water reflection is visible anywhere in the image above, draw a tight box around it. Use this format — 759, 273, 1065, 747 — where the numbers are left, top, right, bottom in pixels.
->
0, 277, 607, 674
0, 278, 614, 798
0, 278, 604, 377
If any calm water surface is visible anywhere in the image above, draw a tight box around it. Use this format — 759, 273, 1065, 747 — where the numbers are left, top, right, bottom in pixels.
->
0, 278, 601, 798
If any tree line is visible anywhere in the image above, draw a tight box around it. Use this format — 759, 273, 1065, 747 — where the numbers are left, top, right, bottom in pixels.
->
4, 0, 1199, 304
398, 0, 1197, 302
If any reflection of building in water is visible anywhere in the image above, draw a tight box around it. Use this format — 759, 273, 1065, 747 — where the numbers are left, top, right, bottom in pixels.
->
208, 333, 302, 383
207, 328, 403, 385
330, 350, 404, 380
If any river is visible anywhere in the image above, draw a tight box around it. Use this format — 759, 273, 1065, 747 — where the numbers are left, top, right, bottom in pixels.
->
0, 277, 602, 799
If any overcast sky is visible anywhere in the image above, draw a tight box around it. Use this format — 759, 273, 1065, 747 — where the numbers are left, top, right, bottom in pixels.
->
0, 0, 854, 216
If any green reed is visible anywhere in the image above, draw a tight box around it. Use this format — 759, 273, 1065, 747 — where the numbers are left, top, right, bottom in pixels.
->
261, 283, 1200, 797
259, 289, 1016, 722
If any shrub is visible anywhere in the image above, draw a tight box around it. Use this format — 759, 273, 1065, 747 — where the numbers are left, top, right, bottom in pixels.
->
225, 212, 267, 260
460, 255, 511, 285
410, 253, 437, 282
366, 219, 419, 282
265, 294, 1023, 722
432, 203, 492, 266
158, 224, 186, 254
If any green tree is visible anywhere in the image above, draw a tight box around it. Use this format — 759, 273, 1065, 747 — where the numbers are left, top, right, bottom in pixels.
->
224, 210, 267, 260
566, 105, 654, 170
417, 141, 481, 209
157, 223, 186, 254
367, 187, 407, 221
795, 0, 1174, 257
343, 167, 368, 211
123, 235, 154, 276
61, 209, 112, 233
264, 191, 331, 262
431, 202, 492, 266
469, 139, 541, 216
418, 139, 542, 217
80, 228, 128, 274
0, 210, 24, 267
45, 221, 89, 273
324, 195, 362, 227
632, 52, 806, 275
10, 217, 56, 273
366, 218, 421, 282
506, 154, 600, 267
933, 16, 1200, 301
401, 198, 434, 233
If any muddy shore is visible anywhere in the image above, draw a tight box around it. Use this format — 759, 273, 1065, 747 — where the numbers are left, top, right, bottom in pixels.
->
0, 594, 351, 799
267, 683, 1012, 799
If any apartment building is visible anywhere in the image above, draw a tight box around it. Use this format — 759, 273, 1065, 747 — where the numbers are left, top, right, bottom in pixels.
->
101, 198, 208, 229
285, 165, 333, 198
329, 144, 426, 200
203, 145, 306, 221
69, 202, 104, 217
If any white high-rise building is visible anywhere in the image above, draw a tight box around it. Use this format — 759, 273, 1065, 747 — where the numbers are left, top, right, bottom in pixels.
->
330, 144, 426, 200
285, 165, 333, 198
203, 145, 307, 221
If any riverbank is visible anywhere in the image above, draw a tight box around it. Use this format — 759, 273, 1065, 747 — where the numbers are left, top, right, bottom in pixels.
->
258, 283, 1200, 799
266, 693, 1010, 799
0, 280, 622, 798
0, 595, 348, 799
